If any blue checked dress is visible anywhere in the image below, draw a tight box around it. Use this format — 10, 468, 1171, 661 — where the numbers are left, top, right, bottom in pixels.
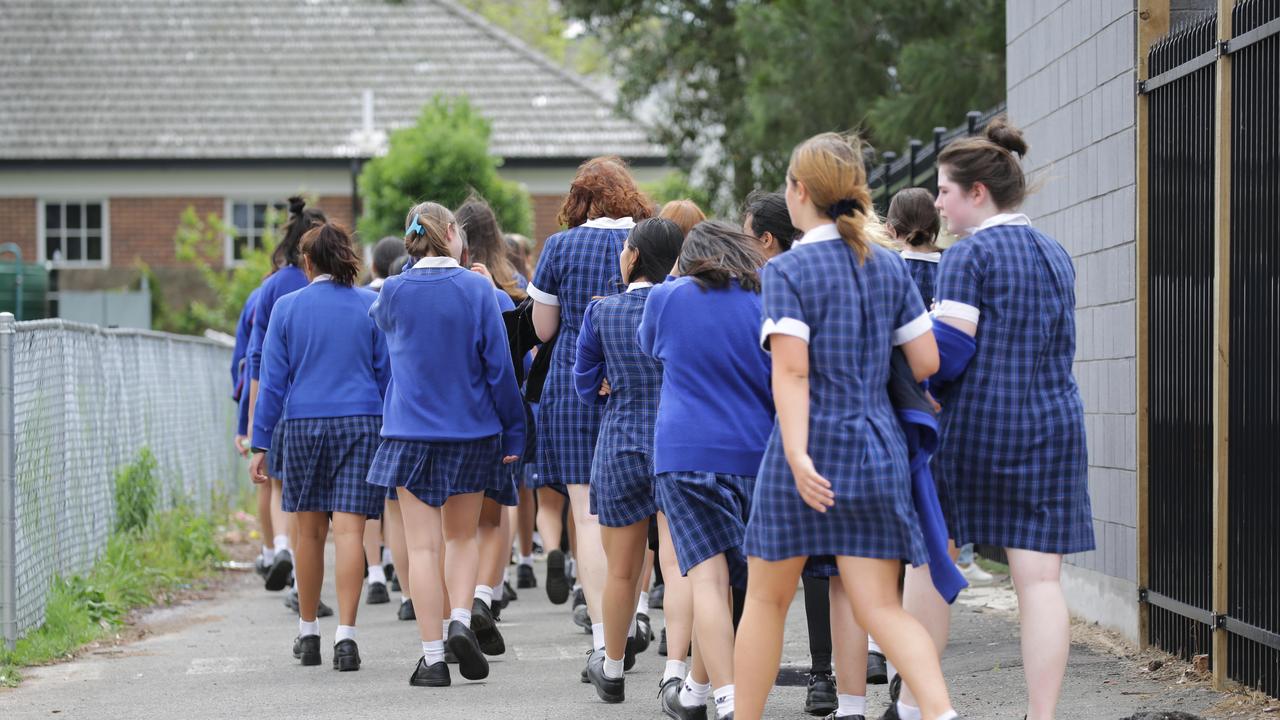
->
932, 220, 1093, 554
574, 285, 661, 527
526, 219, 632, 488
282, 416, 384, 517
902, 249, 942, 307
746, 227, 931, 566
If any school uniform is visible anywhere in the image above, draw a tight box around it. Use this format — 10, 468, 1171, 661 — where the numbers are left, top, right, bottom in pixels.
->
746, 224, 931, 566
252, 276, 390, 518
248, 265, 308, 480
932, 214, 1094, 554
901, 248, 942, 307
364, 256, 525, 507
233, 289, 261, 439
638, 275, 773, 588
525, 217, 634, 489
573, 282, 661, 528
487, 287, 522, 507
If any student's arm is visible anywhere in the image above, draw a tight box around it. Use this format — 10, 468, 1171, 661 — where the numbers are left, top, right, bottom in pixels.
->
477, 287, 526, 461
573, 303, 608, 405
527, 234, 562, 342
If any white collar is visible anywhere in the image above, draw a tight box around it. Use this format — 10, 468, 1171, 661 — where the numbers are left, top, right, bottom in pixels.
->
793, 223, 841, 246
900, 249, 941, 263
626, 281, 654, 292
367, 277, 385, 289
413, 256, 461, 269
582, 216, 636, 230
971, 213, 1032, 233
310, 274, 333, 284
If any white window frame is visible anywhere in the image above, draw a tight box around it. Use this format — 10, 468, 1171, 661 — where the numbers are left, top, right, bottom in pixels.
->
36, 199, 111, 268
224, 198, 286, 267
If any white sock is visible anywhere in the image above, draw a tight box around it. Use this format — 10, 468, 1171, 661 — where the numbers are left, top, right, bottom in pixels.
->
501, 567, 509, 585
680, 676, 711, 707
567, 556, 577, 578
603, 654, 625, 679
519, 554, 533, 567
273, 534, 290, 553
298, 618, 319, 637
335, 625, 356, 644
628, 616, 638, 639
381, 547, 393, 566
572, 582, 583, 594
636, 591, 650, 616
532, 531, 543, 548
261, 545, 275, 563
441, 619, 451, 638
868, 637, 882, 655
591, 623, 605, 651
897, 701, 923, 720
712, 685, 735, 716
474, 585, 493, 608
836, 694, 867, 717
934, 712, 959, 720
664, 659, 688, 683
401, 595, 410, 605
367, 565, 386, 586
422, 639, 445, 665
450, 607, 471, 626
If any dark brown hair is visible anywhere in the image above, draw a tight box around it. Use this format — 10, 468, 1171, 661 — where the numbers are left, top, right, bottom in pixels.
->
557, 156, 654, 228
787, 133, 886, 264
625, 218, 685, 284
299, 223, 361, 286
741, 190, 797, 252
886, 188, 940, 248
505, 233, 531, 278
937, 115, 1030, 210
678, 220, 763, 293
658, 199, 706, 237
456, 196, 527, 301
403, 201, 455, 258
273, 196, 326, 270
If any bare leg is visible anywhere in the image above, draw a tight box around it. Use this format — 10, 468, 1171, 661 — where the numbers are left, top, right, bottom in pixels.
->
657, 512, 692, 662
899, 562, 952, 709
477, 499, 508, 593
686, 554, 734, 688
256, 481, 274, 550
535, 487, 564, 557
270, 478, 289, 549
362, 516, 382, 574
441, 492, 485, 617
383, 499, 410, 599
294, 511, 330, 623
517, 486, 536, 557
396, 489, 444, 641
600, 521, 648, 662
565, 484, 607, 621
1007, 548, 1068, 720
332, 511, 366, 627
731, 556, 806, 720
829, 578, 868, 698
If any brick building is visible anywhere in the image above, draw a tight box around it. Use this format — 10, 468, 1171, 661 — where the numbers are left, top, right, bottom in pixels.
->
0, 0, 667, 308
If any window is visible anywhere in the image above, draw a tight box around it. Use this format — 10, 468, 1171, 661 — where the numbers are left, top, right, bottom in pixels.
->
40, 200, 108, 266
226, 200, 286, 264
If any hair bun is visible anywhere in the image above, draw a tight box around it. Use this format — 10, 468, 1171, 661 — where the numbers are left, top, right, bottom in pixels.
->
287, 196, 307, 216
984, 116, 1029, 158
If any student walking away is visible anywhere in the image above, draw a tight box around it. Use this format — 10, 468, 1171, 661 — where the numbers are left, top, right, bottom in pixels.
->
886, 188, 944, 308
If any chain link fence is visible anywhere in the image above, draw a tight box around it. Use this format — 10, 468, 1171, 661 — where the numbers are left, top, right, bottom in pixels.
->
0, 314, 238, 647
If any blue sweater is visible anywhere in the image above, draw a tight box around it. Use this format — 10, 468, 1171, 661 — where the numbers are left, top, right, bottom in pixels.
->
248, 264, 308, 381
233, 289, 261, 435
370, 263, 526, 458
638, 276, 774, 476
251, 281, 390, 450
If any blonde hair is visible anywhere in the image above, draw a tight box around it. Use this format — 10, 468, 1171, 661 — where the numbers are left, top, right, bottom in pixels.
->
658, 199, 707, 237
404, 201, 456, 258
787, 132, 888, 263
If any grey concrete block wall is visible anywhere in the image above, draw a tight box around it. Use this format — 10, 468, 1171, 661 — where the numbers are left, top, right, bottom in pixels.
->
1007, 0, 1140, 609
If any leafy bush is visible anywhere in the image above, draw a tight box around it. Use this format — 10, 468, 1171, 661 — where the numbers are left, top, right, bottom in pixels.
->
113, 448, 158, 533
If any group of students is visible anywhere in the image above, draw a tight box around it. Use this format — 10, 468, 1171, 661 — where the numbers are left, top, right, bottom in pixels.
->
227, 116, 1093, 720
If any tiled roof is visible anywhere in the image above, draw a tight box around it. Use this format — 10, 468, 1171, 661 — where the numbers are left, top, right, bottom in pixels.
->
0, 0, 666, 161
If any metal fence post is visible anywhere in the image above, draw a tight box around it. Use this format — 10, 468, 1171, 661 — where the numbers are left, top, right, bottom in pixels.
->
0, 312, 16, 649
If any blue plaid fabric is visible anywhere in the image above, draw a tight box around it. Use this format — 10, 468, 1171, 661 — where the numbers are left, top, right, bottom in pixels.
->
281, 416, 383, 517
903, 253, 941, 306
580, 288, 662, 528
268, 421, 287, 480
486, 464, 520, 507
747, 238, 929, 566
656, 471, 754, 589
527, 222, 631, 487
365, 435, 502, 508
933, 224, 1093, 554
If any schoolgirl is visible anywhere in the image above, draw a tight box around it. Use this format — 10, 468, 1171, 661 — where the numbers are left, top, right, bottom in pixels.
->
918, 117, 1093, 720
363, 201, 525, 688
231, 287, 275, 580
732, 132, 961, 720
887, 188, 944, 307
248, 222, 389, 671
572, 217, 684, 703
639, 221, 776, 720
502, 231, 542, 593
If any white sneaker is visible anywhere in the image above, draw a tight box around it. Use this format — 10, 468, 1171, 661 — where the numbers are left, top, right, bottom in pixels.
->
958, 562, 994, 586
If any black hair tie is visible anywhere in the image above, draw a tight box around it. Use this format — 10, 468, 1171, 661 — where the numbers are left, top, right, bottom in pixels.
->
826, 198, 861, 220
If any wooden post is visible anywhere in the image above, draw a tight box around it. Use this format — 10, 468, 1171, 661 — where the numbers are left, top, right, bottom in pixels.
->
1135, 0, 1169, 652
1210, 0, 1233, 692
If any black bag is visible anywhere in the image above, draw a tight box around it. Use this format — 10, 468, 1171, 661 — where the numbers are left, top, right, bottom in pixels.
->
502, 297, 557, 403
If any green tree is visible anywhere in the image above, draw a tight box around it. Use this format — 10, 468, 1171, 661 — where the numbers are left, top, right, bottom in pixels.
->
357, 96, 533, 243
456, 0, 608, 76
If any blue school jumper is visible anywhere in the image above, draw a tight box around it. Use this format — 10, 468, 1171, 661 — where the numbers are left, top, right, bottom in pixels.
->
364, 257, 526, 507
248, 265, 307, 479
746, 224, 931, 566
932, 215, 1093, 554
639, 275, 773, 587
901, 249, 942, 307
526, 217, 633, 489
253, 277, 389, 517
573, 282, 661, 528
233, 289, 261, 437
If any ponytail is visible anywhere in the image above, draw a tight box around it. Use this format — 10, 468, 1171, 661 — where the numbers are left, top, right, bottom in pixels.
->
787, 133, 886, 264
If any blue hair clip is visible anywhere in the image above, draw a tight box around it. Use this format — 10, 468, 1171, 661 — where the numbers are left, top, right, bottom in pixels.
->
406, 214, 425, 237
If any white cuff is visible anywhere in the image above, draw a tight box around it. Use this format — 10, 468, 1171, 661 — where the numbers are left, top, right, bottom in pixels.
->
526, 283, 559, 307
934, 300, 980, 324
760, 317, 810, 350
891, 311, 932, 346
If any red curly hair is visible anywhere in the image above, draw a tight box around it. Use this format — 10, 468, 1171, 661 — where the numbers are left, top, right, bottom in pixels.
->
557, 156, 655, 228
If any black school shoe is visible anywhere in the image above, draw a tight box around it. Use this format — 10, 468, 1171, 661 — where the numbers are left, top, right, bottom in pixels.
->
503, 580, 518, 603
446, 619, 489, 680
265, 550, 293, 591
877, 676, 902, 720
823, 715, 864, 720
804, 669, 837, 716
293, 634, 321, 666
572, 588, 591, 633
546, 549, 570, 604
397, 598, 416, 621
586, 649, 625, 703
659, 676, 708, 720
658, 626, 667, 655
366, 581, 390, 605
389, 573, 401, 592
471, 598, 506, 656
333, 639, 361, 672
286, 589, 333, 618
254, 553, 270, 579
517, 563, 537, 589
867, 651, 888, 685
634, 613, 653, 653
409, 656, 450, 687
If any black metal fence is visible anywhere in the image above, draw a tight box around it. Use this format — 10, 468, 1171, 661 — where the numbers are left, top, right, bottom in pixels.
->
1143, 0, 1280, 697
